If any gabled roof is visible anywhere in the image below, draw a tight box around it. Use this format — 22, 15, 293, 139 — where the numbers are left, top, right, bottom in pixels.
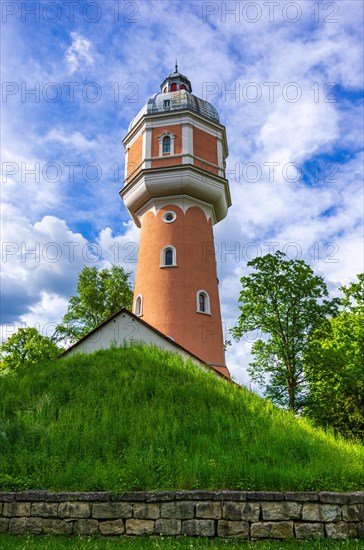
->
61, 308, 230, 380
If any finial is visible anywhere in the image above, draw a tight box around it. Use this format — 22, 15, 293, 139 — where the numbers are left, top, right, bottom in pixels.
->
175, 59, 178, 73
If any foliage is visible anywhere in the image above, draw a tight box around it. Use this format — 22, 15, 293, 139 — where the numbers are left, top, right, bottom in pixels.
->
304, 274, 364, 440
232, 251, 339, 412
56, 265, 133, 343
0, 327, 60, 374
0, 345, 363, 493
0, 534, 362, 550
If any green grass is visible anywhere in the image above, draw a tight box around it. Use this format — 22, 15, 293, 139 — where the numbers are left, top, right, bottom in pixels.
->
0, 346, 363, 492
0, 536, 363, 550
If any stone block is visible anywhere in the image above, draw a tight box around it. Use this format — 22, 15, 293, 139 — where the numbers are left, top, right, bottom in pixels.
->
196, 501, 221, 519
2, 502, 31, 517
213, 491, 246, 501
155, 518, 182, 535
342, 504, 364, 522
319, 492, 350, 504
0, 518, 9, 533
285, 492, 318, 502
247, 491, 284, 501
9, 517, 42, 535
133, 503, 160, 519
326, 521, 357, 540
126, 519, 155, 535
161, 501, 194, 519
262, 501, 302, 520
302, 503, 341, 522
99, 520, 125, 535
58, 501, 90, 518
44, 492, 77, 501
0, 493, 15, 502
217, 520, 249, 538
182, 519, 215, 537
357, 522, 364, 538
116, 492, 147, 502
176, 491, 211, 500
92, 502, 132, 519
42, 519, 73, 535
251, 521, 294, 539
295, 522, 324, 539
74, 519, 99, 535
146, 491, 174, 502
349, 492, 364, 504
31, 502, 58, 517
16, 491, 46, 501
222, 501, 260, 521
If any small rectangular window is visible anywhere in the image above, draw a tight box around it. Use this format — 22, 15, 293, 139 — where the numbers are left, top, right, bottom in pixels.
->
163, 100, 170, 108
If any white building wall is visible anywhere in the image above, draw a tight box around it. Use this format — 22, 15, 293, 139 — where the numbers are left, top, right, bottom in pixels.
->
65, 311, 207, 370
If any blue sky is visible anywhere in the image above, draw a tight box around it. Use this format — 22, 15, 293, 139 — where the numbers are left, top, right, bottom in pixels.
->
1, 0, 363, 383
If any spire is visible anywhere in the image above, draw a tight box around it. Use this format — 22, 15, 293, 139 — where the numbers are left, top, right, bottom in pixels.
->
175, 59, 178, 73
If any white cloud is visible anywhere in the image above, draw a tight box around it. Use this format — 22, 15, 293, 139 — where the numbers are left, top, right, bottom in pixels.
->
42, 129, 98, 151
65, 32, 94, 75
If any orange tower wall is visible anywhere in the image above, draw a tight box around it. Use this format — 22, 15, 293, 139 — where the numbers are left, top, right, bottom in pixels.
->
126, 133, 143, 178
133, 205, 226, 368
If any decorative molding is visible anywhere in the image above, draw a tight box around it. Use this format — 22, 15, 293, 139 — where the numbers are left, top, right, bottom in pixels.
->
135, 196, 216, 226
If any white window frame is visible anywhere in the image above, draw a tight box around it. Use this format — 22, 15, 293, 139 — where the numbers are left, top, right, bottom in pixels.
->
158, 132, 176, 156
160, 245, 177, 267
196, 290, 211, 314
162, 211, 177, 224
134, 294, 143, 316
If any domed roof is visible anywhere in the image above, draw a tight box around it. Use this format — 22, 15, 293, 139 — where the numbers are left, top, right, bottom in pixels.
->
128, 68, 220, 131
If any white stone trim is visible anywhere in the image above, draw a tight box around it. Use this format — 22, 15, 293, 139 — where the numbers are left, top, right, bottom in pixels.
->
217, 138, 224, 177
158, 131, 176, 156
196, 290, 211, 315
160, 245, 177, 267
162, 211, 177, 223
124, 147, 129, 180
143, 128, 152, 169
134, 294, 143, 317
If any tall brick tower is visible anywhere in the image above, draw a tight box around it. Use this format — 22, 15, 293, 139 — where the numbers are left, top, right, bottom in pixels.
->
120, 67, 231, 377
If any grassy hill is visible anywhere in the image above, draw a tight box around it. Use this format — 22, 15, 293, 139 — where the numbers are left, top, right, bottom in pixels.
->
0, 345, 363, 492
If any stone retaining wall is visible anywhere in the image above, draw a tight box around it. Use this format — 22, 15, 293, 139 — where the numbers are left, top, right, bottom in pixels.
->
0, 491, 363, 540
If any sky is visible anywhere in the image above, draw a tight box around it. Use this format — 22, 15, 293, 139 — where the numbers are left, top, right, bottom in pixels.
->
1, 0, 363, 385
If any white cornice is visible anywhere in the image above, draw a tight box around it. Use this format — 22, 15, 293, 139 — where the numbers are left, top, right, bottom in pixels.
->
120, 165, 231, 227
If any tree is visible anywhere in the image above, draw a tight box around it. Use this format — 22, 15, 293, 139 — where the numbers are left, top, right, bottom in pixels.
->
56, 265, 133, 343
0, 327, 60, 374
232, 251, 339, 412
303, 274, 364, 440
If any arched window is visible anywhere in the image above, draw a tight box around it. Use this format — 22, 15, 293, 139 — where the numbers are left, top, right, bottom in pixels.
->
135, 295, 142, 316
165, 248, 173, 265
158, 132, 175, 156
163, 86, 167, 93
162, 135, 171, 154
181, 84, 186, 90
171, 82, 177, 91
196, 291, 211, 314
160, 245, 177, 267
